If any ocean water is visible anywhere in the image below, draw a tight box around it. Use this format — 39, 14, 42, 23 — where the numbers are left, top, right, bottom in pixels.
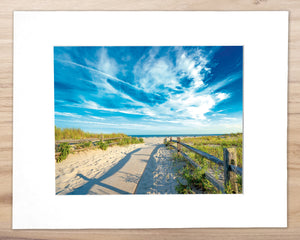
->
129, 134, 223, 138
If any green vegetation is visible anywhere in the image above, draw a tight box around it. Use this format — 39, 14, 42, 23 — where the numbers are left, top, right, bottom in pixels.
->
237, 174, 243, 193
182, 133, 243, 168
97, 141, 108, 150
56, 143, 71, 163
175, 159, 220, 194
75, 141, 93, 149
132, 137, 144, 144
55, 127, 145, 163
55, 126, 127, 140
172, 152, 184, 161
118, 138, 131, 145
118, 137, 144, 146
171, 133, 243, 194
183, 133, 242, 147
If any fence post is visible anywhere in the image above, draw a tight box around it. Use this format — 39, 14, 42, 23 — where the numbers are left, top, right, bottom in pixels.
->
101, 134, 104, 143
223, 148, 238, 193
177, 137, 181, 154
130, 136, 132, 143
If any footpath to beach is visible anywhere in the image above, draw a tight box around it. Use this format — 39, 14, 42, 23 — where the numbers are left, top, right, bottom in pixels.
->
56, 137, 182, 195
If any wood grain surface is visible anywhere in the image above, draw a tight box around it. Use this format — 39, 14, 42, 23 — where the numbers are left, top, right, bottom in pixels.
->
1, 0, 299, 239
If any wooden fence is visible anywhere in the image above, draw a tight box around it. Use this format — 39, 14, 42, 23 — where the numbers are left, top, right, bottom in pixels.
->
55, 136, 133, 156
55, 136, 129, 145
164, 137, 242, 193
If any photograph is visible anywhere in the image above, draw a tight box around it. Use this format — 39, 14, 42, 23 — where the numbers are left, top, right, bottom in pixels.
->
54, 46, 243, 195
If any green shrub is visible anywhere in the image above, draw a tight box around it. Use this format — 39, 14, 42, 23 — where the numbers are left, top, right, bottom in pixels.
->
97, 142, 108, 150
225, 182, 233, 194
83, 141, 92, 148
118, 138, 130, 146
139, 138, 144, 143
175, 182, 194, 194
57, 143, 71, 163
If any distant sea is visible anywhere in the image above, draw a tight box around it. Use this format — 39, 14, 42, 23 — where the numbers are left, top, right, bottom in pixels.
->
129, 134, 223, 138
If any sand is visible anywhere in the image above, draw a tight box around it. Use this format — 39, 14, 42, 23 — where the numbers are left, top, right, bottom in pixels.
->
135, 143, 185, 194
55, 137, 182, 195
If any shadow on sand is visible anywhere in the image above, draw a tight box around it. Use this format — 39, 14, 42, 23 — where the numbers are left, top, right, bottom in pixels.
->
66, 144, 166, 195
134, 144, 164, 194
66, 148, 142, 195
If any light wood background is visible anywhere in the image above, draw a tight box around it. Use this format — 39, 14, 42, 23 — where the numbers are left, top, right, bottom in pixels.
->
1, 0, 299, 239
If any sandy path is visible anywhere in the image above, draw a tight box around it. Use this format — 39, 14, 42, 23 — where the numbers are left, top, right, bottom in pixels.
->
56, 137, 180, 195
135, 144, 185, 194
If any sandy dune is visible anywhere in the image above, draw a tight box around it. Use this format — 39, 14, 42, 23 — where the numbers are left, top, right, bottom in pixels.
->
55, 137, 181, 195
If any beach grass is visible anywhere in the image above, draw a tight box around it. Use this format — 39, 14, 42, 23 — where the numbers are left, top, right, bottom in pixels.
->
55, 127, 144, 163
172, 133, 243, 194
181, 133, 243, 168
55, 126, 127, 140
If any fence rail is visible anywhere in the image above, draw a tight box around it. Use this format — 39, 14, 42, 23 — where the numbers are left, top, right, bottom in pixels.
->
55, 137, 129, 145
55, 136, 134, 156
165, 137, 242, 193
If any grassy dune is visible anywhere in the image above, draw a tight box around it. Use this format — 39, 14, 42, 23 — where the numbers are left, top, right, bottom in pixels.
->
182, 133, 243, 168
55, 126, 127, 141
55, 127, 144, 163
173, 133, 243, 194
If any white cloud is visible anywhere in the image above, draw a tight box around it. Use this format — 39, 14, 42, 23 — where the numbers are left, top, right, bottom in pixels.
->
127, 47, 220, 122
57, 47, 241, 133
96, 48, 118, 76
77, 97, 147, 116
216, 92, 230, 101
175, 47, 211, 90
56, 58, 149, 97
223, 117, 238, 120
55, 112, 81, 118
56, 119, 151, 129
90, 116, 104, 120
134, 52, 179, 93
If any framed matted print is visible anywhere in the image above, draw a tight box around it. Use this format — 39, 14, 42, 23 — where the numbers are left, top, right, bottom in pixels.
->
13, 11, 288, 229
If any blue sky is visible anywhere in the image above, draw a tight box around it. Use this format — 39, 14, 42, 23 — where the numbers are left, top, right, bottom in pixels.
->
54, 46, 243, 135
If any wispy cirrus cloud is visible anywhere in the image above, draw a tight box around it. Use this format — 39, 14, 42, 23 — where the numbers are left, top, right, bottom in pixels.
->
54, 46, 243, 134
55, 112, 81, 118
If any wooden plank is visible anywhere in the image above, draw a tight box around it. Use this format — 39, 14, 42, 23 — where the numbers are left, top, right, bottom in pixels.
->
177, 137, 181, 153
169, 144, 177, 150
171, 140, 224, 166
223, 148, 238, 193
229, 165, 243, 176
171, 140, 243, 176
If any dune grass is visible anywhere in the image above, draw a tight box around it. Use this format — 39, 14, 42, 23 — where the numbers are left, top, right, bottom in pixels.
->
172, 133, 243, 194
55, 126, 127, 140
55, 127, 144, 163
182, 133, 243, 168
